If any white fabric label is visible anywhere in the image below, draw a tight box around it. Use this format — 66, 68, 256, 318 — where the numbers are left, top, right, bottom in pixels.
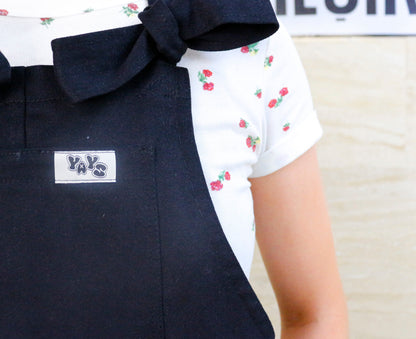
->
54, 150, 116, 184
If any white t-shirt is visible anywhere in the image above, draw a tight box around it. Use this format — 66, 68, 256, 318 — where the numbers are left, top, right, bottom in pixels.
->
0, 0, 323, 278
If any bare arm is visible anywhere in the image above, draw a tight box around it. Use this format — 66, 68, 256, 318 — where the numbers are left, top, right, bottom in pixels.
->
249, 146, 348, 338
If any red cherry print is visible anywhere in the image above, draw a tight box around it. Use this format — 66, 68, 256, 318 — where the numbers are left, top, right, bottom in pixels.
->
283, 123, 290, 132
241, 46, 249, 53
224, 172, 231, 181
246, 137, 252, 148
269, 55, 274, 63
0, 9, 8, 16
268, 99, 277, 108
252, 145, 256, 152
239, 119, 246, 128
210, 180, 223, 191
198, 70, 215, 91
128, 3, 138, 10
257, 92, 262, 98
202, 69, 212, 77
203, 82, 214, 91
280, 87, 289, 96
40, 18, 49, 21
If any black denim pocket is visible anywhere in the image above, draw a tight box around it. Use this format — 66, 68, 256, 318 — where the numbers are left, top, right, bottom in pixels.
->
0, 145, 164, 338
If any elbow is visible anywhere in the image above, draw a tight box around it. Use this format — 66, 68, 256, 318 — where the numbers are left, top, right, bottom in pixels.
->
280, 297, 349, 338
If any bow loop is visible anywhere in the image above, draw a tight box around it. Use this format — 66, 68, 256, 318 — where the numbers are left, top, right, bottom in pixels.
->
139, 0, 187, 64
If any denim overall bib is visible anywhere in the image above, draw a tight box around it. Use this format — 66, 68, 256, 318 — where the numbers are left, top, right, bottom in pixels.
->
0, 0, 279, 337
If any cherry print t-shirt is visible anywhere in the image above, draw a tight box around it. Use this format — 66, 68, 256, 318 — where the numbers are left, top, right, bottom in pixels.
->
0, 0, 323, 279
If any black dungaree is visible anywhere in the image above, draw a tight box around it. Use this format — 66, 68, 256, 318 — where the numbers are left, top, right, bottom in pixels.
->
0, 0, 279, 337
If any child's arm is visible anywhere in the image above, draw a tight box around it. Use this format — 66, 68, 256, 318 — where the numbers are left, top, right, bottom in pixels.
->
249, 145, 349, 338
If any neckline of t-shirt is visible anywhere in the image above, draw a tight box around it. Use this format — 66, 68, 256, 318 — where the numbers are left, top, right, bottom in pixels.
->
0, 0, 147, 18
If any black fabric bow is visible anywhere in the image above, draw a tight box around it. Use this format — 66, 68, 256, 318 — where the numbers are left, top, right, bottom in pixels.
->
1, 0, 279, 102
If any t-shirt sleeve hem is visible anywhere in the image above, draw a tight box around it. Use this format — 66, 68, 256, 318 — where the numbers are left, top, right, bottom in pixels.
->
249, 110, 323, 178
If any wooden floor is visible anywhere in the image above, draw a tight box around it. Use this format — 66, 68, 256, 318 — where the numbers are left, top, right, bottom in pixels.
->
249, 36, 416, 339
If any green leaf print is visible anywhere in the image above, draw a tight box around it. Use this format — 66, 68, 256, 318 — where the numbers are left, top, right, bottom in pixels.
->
40, 18, 54, 27
123, 3, 139, 17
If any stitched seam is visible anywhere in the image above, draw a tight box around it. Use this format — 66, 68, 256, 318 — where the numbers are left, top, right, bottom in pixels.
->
26, 97, 66, 103
152, 146, 167, 338
23, 68, 27, 147
0, 93, 188, 105
0, 177, 142, 184
0, 178, 53, 184
0, 150, 54, 156
0, 97, 66, 105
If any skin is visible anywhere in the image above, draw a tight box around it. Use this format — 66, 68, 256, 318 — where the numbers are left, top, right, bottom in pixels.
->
249, 146, 349, 338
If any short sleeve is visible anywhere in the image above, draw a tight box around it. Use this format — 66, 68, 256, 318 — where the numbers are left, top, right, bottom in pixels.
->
249, 22, 323, 178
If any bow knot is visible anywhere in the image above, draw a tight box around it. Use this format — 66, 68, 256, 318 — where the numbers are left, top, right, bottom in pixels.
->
139, 0, 187, 64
